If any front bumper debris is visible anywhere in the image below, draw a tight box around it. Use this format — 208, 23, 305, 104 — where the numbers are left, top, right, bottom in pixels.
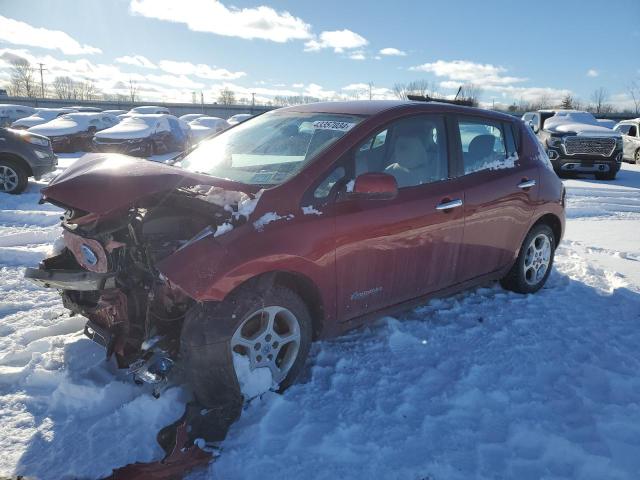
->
24, 267, 116, 290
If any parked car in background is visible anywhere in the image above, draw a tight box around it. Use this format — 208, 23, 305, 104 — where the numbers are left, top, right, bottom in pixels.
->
103, 109, 128, 116
129, 105, 171, 115
29, 112, 119, 152
0, 127, 56, 194
11, 108, 77, 129
0, 104, 36, 127
188, 116, 229, 141
93, 114, 189, 156
25, 100, 564, 420
614, 118, 640, 163
69, 106, 102, 112
180, 113, 206, 122
522, 109, 623, 179
227, 113, 253, 126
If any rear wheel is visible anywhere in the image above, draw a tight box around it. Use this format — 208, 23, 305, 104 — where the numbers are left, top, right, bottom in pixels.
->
180, 283, 312, 409
500, 223, 555, 294
634, 149, 640, 165
0, 158, 28, 194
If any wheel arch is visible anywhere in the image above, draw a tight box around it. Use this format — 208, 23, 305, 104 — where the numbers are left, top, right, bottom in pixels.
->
0, 152, 32, 176
532, 212, 563, 247
224, 270, 326, 340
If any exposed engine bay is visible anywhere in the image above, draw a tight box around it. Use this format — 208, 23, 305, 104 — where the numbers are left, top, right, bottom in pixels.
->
25, 186, 252, 388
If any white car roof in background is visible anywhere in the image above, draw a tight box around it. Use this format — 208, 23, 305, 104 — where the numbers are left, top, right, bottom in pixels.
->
130, 106, 170, 113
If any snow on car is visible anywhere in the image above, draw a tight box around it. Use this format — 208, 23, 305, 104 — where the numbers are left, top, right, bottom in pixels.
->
27, 112, 119, 153
0, 104, 36, 127
10, 108, 77, 130
129, 105, 171, 115
188, 116, 229, 141
614, 118, 640, 164
102, 109, 128, 117
180, 113, 206, 123
227, 113, 253, 126
93, 114, 190, 157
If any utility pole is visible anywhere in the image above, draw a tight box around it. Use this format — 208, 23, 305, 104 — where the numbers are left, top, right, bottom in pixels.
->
368, 82, 373, 100
38, 63, 47, 99
251, 92, 255, 113
200, 91, 204, 113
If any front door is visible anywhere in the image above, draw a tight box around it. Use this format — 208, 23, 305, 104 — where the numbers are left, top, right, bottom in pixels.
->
333, 114, 465, 321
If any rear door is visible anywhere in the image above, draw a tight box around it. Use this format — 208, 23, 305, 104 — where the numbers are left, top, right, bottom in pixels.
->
454, 116, 538, 282
333, 114, 465, 321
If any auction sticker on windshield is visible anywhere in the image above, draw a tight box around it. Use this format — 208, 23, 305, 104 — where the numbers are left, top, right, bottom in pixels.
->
312, 120, 355, 132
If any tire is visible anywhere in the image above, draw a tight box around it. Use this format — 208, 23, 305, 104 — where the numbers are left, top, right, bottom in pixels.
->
0, 158, 29, 194
180, 282, 313, 409
500, 223, 555, 294
634, 149, 640, 165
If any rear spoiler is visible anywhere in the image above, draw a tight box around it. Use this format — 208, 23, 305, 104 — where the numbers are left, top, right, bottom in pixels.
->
407, 94, 474, 107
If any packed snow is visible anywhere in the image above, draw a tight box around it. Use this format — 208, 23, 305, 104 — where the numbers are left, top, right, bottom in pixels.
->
1, 152, 640, 480
253, 212, 295, 231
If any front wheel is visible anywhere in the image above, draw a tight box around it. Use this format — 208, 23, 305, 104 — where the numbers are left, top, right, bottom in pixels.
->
0, 158, 28, 194
180, 283, 312, 409
500, 224, 555, 294
634, 149, 640, 165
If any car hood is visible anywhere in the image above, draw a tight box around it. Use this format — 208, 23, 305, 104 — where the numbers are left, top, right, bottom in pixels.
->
29, 119, 83, 137
546, 121, 622, 138
95, 123, 154, 140
41, 153, 259, 215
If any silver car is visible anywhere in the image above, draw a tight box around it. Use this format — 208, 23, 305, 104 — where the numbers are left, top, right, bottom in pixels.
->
614, 119, 640, 163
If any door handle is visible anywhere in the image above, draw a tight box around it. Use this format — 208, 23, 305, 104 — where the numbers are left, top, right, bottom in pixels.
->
518, 179, 536, 189
436, 198, 463, 211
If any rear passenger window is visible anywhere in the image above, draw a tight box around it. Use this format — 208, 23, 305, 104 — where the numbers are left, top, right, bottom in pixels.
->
458, 119, 509, 174
355, 115, 448, 188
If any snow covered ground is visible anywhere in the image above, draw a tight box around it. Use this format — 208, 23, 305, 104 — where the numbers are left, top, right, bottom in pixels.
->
1, 155, 639, 480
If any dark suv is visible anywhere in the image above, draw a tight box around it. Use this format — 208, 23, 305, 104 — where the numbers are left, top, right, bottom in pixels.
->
26, 100, 565, 434
0, 127, 57, 194
522, 109, 623, 180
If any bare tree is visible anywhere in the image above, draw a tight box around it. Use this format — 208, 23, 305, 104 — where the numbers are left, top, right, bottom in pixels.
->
52, 76, 75, 99
9, 59, 36, 97
217, 87, 236, 105
590, 87, 610, 114
129, 79, 138, 103
458, 83, 482, 107
393, 80, 440, 100
628, 80, 640, 115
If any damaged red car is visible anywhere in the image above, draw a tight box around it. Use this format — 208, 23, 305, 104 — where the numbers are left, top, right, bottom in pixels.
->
25, 100, 565, 413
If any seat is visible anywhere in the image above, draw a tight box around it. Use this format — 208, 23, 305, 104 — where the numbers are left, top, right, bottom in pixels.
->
384, 135, 430, 187
466, 134, 496, 172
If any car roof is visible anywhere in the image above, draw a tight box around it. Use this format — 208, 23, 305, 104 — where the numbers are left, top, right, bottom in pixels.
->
277, 100, 516, 121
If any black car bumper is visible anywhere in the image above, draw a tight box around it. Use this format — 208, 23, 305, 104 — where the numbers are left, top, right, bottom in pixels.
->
547, 147, 622, 174
93, 138, 149, 157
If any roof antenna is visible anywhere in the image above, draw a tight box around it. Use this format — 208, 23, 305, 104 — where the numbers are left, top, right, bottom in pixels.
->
454, 86, 462, 101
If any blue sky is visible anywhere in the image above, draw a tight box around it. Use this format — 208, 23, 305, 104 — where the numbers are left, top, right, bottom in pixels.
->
0, 0, 638, 108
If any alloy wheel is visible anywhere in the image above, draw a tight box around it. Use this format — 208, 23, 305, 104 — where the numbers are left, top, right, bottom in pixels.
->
0, 165, 19, 192
230, 305, 301, 384
523, 233, 552, 286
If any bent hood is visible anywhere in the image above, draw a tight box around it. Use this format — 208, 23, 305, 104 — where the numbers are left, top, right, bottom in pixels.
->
546, 121, 622, 138
29, 119, 83, 137
41, 153, 259, 215
95, 123, 153, 140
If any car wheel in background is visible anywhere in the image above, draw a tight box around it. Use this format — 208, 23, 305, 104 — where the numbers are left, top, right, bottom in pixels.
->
180, 282, 312, 408
635, 149, 640, 165
0, 158, 28, 194
500, 223, 556, 294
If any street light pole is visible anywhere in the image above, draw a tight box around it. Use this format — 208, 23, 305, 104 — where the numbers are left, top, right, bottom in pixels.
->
37, 63, 47, 99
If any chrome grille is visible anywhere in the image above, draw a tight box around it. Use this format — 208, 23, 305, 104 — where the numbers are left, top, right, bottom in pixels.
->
564, 137, 615, 156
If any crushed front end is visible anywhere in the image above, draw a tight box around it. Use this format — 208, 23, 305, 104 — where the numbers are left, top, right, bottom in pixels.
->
25, 186, 240, 378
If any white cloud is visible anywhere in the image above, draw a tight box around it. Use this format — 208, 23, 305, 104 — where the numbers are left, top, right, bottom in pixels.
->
292, 83, 304, 88
379, 47, 406, 57
0, 15, 101, 55
348, 51, 366, 61
587, 69, 599, 77
129, 0, 311, 42
304, 29, 368, 53
158, 60, 245, 80
342, 83, 393, 99
115, 55, 157, 69
410, 59, 526, 88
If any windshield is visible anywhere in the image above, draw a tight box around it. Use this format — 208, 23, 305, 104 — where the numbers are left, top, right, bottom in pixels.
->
192, 117, 223, 127
179, 111, 364, 186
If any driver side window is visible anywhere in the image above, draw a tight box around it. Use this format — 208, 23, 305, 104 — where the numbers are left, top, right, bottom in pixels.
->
354, 115, 448, 188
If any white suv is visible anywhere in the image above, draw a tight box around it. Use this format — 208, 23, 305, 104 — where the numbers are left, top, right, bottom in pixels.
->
614, 119, 640, 164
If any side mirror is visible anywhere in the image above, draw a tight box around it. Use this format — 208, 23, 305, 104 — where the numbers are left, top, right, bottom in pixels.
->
350, 172, 398, 200
528, 120, 539, 133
